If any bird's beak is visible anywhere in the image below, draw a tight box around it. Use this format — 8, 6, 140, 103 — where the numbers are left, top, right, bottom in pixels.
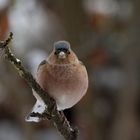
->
58, 51, 66, 59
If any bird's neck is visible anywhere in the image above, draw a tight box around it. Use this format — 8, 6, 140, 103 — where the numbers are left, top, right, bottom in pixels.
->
47, 53, 79, 65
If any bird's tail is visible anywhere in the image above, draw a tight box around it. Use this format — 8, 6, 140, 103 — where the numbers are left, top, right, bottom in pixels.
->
25, 100, 46, 122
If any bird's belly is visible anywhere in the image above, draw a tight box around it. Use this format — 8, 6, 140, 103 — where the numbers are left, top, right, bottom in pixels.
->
48, 77, 87, 110
56, 91, 78, 110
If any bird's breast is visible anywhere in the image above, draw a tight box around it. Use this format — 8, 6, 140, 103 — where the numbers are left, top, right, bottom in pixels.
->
37, 63, 88, 110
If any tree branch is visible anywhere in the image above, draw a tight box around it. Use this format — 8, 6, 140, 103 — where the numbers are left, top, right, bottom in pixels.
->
0, 32, 78, 140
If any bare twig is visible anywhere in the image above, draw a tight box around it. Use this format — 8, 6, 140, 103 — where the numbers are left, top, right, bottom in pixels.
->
0, 32, 78, 140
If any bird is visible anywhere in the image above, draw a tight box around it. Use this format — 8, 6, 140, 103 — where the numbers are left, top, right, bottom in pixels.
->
26, 41, 88, 122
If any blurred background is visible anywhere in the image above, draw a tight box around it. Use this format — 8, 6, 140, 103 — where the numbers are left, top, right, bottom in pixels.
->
0, 0, 140, 140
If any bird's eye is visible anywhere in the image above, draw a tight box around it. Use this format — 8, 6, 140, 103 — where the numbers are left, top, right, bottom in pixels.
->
62, 48, 67, 53
61, 48, 70, 54
54, 50, 60, 55
54, 48, 70, 55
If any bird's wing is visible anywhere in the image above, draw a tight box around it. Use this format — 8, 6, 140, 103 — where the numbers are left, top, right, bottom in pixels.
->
79, 60, 84, 66
37, 59, 47, 71
25, 60, 48, 122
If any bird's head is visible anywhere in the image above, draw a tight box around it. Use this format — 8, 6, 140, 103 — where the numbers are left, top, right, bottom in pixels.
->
54, 41, 70, 59
48, 41, 79, 65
